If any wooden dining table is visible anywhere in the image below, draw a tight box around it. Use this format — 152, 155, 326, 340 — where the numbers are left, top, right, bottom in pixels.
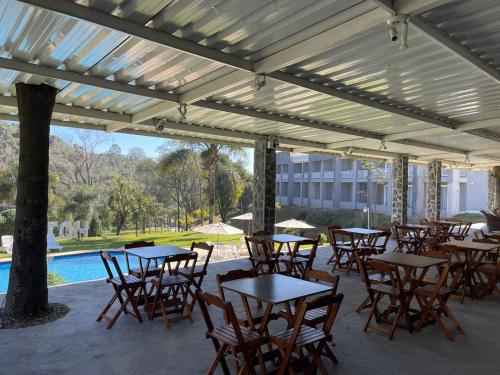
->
124, 245, 195, 308
253, 233, 309, 257
368, 253, 448, 327
220, 273, 332, 333
441, 240, 500, 301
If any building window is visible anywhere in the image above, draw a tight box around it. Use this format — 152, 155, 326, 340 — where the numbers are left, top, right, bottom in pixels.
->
357, 182, 367, 203
281, 182, 288, 196
312, 182, 321, 199
323, 159, 333, 171
441, 185, 447, 210
303, 163, 309, 172
293, 163, 302, 173
376, 183, 386, 205
293, 182, 301, 198
302, 182, 308, 198
281, 164, 288, 173
324, 182, 333, 201
276, 183, 280, 196
312, 160, 321, 172
341, 159, 353, 171
408, 185, 413, 209
341, 182, 352, 201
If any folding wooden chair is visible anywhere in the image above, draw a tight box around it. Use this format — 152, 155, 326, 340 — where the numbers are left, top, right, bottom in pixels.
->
244, 231, 270, 268
124, 240, 158, 278
394, 224, 428, 254
149, 251, 198, 327
361, 259, 413, 340
326, 225, 341, 265
197, 291, 268, 375
216, 268, 278, 328
329, 229, 361, 275
280, 238, 319, 278
451, 222, 472, 241
296, 229, 321, 258
270, 293, 344, 375
97, 251, 145, 329
176, 241, 214, 310
366, 230, 392, 254
245, 236, 280, 274
414, 251, 465, 340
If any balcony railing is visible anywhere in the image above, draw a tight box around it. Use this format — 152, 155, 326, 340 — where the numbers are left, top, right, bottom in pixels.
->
357, 170, 368, 179
340, 170, 353, 179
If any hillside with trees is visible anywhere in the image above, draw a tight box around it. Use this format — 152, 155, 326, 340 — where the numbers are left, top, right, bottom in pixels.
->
0, 122, 252, 237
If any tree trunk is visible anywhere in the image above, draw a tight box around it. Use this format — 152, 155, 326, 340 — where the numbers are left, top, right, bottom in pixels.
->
185, 208, 188, 232
208, 160, 216, 223
3, 83, 57, 320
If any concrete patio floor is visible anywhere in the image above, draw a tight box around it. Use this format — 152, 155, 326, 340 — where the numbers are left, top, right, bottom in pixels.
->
0, 248, 499, 375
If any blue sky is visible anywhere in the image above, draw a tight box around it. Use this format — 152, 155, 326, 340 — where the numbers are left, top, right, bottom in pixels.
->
50, 125, 254, 171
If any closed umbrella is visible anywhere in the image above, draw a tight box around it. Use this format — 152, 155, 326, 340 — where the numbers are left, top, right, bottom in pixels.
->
230, 212, 253, 235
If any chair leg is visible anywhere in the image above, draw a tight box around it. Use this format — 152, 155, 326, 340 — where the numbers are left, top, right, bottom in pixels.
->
364, 292, 380, 332
97, 290, 119, 322
442, 300, 465, 334
107, 296, 130, 329
208, 343, 230, 375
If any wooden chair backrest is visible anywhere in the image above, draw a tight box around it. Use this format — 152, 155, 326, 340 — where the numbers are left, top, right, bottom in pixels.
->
363, 259, 402, 290
299, 229, 321, 241
197, 291, 247, 345
252, 230, 271, 236
245, 236, 274, 263
287, 293, 344, 351
216, 268, 257, 302
304, 270, 340, 296
158, 252, 198, 280
292, 238, 319, 262
124, 240, 155, 249
458, 222, 472, 237
331, 229, 357, 249
100, 251, 127, 286
124, 240, 155, 273
188, 241, 214, 274
326, 225, 341, 245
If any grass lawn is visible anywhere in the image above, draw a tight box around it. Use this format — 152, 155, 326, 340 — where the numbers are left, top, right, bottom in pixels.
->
58, 230, 243, 252
450, 212, 485, 223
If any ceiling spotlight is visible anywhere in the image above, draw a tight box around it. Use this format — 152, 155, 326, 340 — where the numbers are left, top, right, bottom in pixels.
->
379, 140, 387, 151
386, 14, 409, 48
464, 154, 471, 163
255, 74, 266, 90
155, 118, 165, 132
347, 147, 353, 155
178, 103, 187, 121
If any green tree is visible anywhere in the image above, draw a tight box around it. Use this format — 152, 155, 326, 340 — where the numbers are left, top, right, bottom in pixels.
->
64, 184, 96, 240
159, 149, 202, 231
215, 158, 244, 223
108, 176, 136, 235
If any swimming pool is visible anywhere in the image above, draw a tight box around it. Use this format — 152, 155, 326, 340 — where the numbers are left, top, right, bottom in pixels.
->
0, 252, 141, 293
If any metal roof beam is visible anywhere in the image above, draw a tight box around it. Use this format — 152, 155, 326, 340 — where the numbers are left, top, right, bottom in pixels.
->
18, 0, 253, 72
0, 57, 178, 103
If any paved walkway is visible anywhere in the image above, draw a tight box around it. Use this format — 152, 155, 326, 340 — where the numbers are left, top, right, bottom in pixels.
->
0, 247, 498, 375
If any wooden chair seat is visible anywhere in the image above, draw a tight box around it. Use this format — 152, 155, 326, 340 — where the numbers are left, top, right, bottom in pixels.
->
278, 306, 327, 327
271, 325, 330, 347
157, 274, 190, 287
280, 255, 306, 264
234, 305, 277, 326
209, 324, 267, 350
368, 273, 391, 284
129, 266, 161, 278
415, 284, 455, 297
177, 265, 205, 277
370, 283, 408, 296
109, 274, 143, 287
476, 263, 499, 275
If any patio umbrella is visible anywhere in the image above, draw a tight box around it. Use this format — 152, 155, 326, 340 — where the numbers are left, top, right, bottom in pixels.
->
275, 219, 315, 229
275, 219, 315, 235
194, 223, 244, 256
230, 212, 253, 235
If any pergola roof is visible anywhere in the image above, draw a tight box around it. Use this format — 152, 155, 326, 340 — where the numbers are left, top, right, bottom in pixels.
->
1, 0, 500, 167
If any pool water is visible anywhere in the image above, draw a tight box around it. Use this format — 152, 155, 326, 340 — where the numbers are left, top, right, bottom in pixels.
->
0, 252, 141, 293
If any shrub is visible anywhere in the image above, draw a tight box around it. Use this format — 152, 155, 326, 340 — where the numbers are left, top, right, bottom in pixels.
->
47, 272, 66, 286
88, 215, 103, 237
0, 209, 15, 237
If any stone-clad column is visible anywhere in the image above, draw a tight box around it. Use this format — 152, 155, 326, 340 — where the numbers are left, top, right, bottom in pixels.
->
391, 156, 408, 224
252, 136, 277, 233
426, 160, 442, 221
487, 166, 500, 211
